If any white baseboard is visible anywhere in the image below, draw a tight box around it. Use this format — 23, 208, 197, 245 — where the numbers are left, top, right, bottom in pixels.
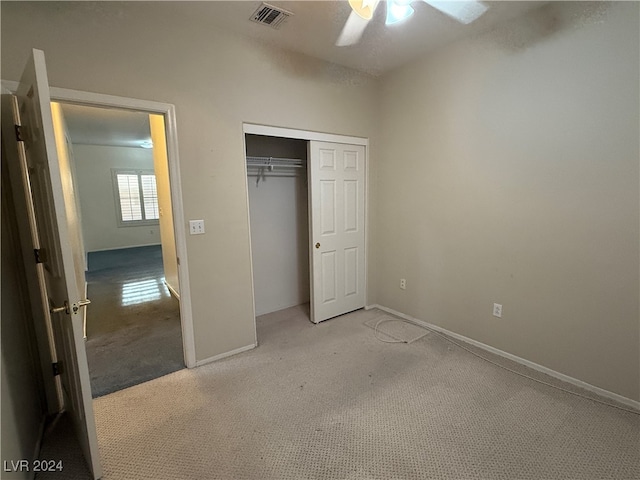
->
194, 343, 257, 368
366, 304, 640, 411
165, 281, 180, 300
87, 243, 161, 254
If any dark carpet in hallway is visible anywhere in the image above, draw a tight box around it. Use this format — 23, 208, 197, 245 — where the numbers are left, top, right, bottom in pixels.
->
85, 245, 184, 398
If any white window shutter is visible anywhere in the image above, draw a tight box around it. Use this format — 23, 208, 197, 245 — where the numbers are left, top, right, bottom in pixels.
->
141, 174, 159, 220
117, 174, 143, 221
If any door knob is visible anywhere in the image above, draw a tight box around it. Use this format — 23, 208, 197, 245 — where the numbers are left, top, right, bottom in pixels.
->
50, 301, 69, 315
73, 299, 91, 314
315, 242, 321, 249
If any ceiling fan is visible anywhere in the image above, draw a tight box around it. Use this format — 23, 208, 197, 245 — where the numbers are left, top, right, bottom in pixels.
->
336, 0, 489, 46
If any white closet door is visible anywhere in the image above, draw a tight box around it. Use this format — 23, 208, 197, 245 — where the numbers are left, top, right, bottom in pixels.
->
309, 141, 365, 323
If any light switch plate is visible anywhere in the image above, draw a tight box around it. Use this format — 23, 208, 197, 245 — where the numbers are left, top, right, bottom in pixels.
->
189, 219, 205, 235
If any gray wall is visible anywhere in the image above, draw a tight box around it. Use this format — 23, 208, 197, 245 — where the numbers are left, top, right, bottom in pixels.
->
246, 135, 309, 316
1, 141, 46, 479
372, 2, 639, 401
0, 1, 378, 363
1, 1, 637, 403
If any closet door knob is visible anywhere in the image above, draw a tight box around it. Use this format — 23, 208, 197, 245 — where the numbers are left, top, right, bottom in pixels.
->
315, 243, 321, 249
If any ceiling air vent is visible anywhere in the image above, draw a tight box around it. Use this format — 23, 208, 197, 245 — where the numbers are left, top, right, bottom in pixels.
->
250, 3, 293, 29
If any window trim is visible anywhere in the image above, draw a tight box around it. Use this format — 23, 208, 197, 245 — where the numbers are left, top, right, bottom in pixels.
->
112, 168, 160, 227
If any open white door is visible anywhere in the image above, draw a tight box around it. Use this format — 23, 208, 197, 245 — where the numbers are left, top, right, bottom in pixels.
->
309, 141, 366, 323
15, 48, 102, 479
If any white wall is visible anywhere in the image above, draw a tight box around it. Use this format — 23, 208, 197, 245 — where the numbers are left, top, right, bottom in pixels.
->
246, 135, 309, 316
0, 2, 378, 362
373, 2, 639, 401
72, 144, 161, 253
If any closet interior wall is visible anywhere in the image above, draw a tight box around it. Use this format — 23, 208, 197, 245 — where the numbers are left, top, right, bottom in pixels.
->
246, 134, 309, 317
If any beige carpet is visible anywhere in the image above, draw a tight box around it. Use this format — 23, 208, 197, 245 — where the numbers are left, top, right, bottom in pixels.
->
37, 306, 639, 479
363, 314, 430, 343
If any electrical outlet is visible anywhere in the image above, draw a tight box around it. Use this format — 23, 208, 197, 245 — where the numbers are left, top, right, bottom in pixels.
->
493, 303, 503, 318
189, 219, 205, 235
400, 278, 406, 290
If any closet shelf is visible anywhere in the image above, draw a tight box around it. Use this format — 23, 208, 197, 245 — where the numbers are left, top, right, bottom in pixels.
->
246, 164, 305, 169
246, 156, 306, 186
246, 156, 305, 170
247, 172, 299, 177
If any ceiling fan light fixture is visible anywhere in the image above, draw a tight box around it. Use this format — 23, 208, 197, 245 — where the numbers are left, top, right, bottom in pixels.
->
423, 0, 488, 25
386, 0, 415, 25
348, 0, 381, 20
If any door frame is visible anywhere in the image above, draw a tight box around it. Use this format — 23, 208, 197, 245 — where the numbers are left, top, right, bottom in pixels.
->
2, 79, 197, 369
242, 123, 370, 329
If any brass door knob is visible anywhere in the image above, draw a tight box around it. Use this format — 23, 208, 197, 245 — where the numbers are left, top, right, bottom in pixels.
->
315, 242, 321, 249
50, 300, 69, 315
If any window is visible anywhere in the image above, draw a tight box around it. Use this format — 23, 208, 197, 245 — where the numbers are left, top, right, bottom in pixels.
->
113, 169, 159, 226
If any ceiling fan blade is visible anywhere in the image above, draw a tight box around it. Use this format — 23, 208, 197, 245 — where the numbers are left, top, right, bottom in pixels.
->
423, 0, 488, 24
386, 0, 415, 25
336, 10, 372, 46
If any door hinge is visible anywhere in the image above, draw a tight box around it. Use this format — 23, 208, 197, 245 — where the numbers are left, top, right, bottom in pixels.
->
34, 248, 44, 264
15, 124, 24, 142
52, 362, 62, 377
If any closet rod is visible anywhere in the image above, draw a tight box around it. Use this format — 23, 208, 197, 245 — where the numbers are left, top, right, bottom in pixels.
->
246, 164, 305, 169
249, 169, 304, 186
246, 155, 304, 164
247, 172, 299, 177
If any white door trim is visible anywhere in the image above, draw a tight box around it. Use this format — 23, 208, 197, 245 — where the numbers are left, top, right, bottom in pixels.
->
2, 80, 197, 368
243, 123, 369, 147
242, 122, 370, 328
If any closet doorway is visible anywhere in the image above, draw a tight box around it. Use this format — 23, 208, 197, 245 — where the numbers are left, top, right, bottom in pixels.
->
244, 124, 369, 329
246, 134, 310, 319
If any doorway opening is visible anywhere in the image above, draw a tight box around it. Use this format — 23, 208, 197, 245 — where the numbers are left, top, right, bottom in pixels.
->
54, 102, 184, 397
245, 134, 311, 326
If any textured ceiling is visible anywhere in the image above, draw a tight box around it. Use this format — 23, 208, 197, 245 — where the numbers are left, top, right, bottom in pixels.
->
188, 0, 545, 75
53, 1, 546, 147
59, 103, 151, 149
